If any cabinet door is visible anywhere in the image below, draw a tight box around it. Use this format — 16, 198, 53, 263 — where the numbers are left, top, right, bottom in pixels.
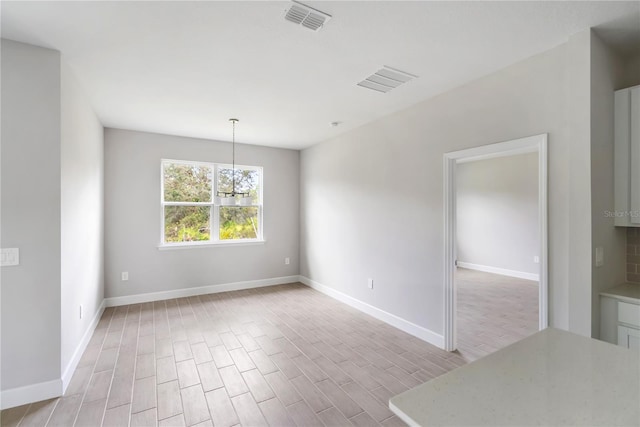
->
631, 87, 640, 224
618, 325, 640, 349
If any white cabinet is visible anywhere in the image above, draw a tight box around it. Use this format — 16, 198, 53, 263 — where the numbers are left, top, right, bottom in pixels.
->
599, 284, 640, 348
617, 301, 640, 350
618, 301, 640, 325
614, 85, 640, 227
618, 325, 640, 350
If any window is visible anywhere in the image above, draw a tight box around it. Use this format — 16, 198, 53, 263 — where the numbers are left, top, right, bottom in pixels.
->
161, 159, 262, 245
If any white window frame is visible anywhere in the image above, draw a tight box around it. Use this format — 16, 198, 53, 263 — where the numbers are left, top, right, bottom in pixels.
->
160, 159, 264, 248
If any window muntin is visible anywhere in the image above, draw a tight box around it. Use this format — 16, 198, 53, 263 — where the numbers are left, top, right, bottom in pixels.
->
161, 159, 262, 245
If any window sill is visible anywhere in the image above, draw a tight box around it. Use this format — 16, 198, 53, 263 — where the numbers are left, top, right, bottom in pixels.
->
158, 239, 266, 250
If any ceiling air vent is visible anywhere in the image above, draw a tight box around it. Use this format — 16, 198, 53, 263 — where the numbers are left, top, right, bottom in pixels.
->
357, 66, 418, 93
284, 1, 331, 32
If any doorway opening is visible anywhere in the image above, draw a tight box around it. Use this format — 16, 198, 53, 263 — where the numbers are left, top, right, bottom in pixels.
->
443, 134, 548, 353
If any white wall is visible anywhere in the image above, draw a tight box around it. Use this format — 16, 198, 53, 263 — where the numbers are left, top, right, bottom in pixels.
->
565, 30, 593, 338
1, 40, 62, 391
300, 31, 594, 340
456, 153, 539, 277
617, 52, 640, 89
60, 61, 104, 382
590, 34, 640, 338
104, 129, 299, 299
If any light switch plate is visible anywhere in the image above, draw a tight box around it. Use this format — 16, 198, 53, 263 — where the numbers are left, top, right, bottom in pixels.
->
595, 246, 604, 267
0, 248, 19, 267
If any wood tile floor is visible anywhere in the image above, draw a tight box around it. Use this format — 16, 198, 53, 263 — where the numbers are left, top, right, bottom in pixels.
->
2, 283, 470, 427
456, 268, 539, 362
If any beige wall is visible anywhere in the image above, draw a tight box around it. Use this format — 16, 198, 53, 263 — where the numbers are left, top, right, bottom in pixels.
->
456, 153, 539, 276
60, 61, 105, 382
300, 30, 596, 339
1, 39, 105, 407
1, 40, 62, 391
589, 33, 640, 338
103, 129, 300, 299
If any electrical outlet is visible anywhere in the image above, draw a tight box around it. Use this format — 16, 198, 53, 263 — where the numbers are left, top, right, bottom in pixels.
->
533, 256, 539, 264
122, 272, 129, 281
367, 278, 373, 289
285, 257, 290, 265
79, 305, 83, 319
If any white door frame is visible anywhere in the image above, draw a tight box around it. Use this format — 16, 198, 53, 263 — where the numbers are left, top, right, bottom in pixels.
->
443, 134, 548, 352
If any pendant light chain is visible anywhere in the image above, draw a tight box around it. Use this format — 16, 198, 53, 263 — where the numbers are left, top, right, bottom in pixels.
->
231, 118, 237, 196
217, 118, 248, 204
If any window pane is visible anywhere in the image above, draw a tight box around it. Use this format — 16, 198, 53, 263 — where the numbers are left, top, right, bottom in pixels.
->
163, 163, 212, 202
217, 168, 260, 203
164, 206, 210, 243
219, 207, 259, 240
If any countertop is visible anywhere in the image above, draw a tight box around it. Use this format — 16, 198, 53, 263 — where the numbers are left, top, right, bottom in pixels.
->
600, 283, 640, 304
389, 328, 640, 426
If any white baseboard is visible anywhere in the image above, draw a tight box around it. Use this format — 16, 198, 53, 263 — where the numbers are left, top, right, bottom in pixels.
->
2, 301, 106, 410
61, 299, 106, 393
2, 276, 298, 410
2, 273, 443, 410
1, 302, 106, 410
298, 276, 444, 349
457, 262, 539, 281
105, 276, 300, 307
1, 379, 62, 410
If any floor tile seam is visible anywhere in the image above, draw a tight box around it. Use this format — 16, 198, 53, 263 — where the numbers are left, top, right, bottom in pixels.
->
289, 369, 348, 418
40, 399, 60, 427
338, 376, 394, 421
279, 383, 334, 425
124, 304, 144, 425
234, 390, 289, 426
317, 378, 366, 420
12, 402, 33, 427
61, 306, 127, 427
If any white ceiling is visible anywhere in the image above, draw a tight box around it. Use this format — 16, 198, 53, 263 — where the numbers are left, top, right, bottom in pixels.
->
2, 1, 639, 149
